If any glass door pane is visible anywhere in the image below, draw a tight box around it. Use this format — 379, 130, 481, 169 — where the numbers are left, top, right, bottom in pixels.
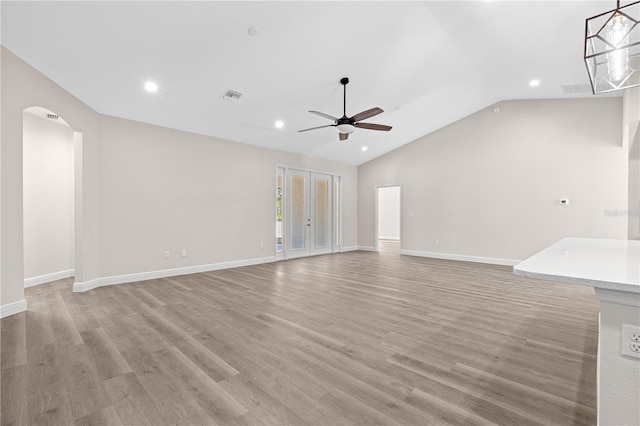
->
309, 172, 332, 256
276, 169, 283, 253
314, 177, 329, 249
289, 174, 308, 251
333, 177, 340, 252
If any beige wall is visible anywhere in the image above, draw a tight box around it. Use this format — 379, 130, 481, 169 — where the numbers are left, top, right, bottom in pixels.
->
1, 46, 357, 311
358, 98, 627, 262
23, 112, 74, 280
97, 115, 357, 278
626, 87, 640, 239
2, 46, 101, 310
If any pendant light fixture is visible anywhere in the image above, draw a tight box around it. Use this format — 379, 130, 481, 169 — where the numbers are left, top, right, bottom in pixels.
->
584, 1, 640, 94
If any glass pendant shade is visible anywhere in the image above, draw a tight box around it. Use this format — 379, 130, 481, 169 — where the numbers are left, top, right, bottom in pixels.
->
585, 1, 640, 94
335, 123, 355, 134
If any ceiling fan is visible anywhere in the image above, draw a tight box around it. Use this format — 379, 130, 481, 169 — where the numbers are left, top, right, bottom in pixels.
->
299, 77, 392, 141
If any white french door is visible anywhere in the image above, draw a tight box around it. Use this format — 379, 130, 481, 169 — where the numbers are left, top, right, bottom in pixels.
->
284, 169, 333, 259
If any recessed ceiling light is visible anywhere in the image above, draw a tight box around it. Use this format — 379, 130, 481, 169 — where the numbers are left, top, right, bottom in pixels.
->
144, 81, 158, 92
529, 79, 540, 87
361, 146, 368, 152
248, 26, 260, 37
275, 120, 284, 129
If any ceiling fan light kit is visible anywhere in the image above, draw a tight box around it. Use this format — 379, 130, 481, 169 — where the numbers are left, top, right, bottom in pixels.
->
335, 124, 355, 134
299, 77, 392, 141
584, 0, 640, 94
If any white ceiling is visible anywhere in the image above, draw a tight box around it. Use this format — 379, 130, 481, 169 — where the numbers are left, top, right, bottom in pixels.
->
1, 1, 618, 166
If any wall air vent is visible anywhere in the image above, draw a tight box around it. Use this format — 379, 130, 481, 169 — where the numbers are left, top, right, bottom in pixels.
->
222, 89, 243, 102
561, 84, 592, 94
45, 113, 59, 120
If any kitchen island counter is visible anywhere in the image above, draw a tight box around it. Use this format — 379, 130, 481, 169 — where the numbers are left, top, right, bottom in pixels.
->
514, 237, 640, 426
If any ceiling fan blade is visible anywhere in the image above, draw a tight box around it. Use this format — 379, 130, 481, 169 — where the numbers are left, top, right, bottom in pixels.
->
350, 107, 383, 122
355, 122, 392, 131
309, 110, 338, 122
339, 132, 349, 141
298, 124, 335, 133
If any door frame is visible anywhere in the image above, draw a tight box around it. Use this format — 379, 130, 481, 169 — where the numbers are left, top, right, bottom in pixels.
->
276, 165, 342, 260
374, 184, 402, 252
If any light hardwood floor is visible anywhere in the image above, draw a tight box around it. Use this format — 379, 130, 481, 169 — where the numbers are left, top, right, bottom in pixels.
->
1, 245, 599, 425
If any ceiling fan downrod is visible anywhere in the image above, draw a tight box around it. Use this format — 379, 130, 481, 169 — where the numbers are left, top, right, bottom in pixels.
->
341, 77, 349, 118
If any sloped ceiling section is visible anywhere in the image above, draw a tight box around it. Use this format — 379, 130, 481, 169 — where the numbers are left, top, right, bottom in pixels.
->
1, 1, 615, 165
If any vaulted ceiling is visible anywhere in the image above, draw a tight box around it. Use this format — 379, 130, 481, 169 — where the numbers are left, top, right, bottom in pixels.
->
1, 1, 618, 165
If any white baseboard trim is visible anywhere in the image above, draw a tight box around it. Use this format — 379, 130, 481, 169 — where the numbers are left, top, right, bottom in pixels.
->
340, 246, 359, 252
24, 269, 75, 288
400, 249, 520, 266
73, 256, 277, 292
358, 246, 378, 252
1, 299, 27, 318
378, 237, 400, 241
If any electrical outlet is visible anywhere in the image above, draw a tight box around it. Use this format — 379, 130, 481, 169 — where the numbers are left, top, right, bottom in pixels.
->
164, 251, 170, 259
621, 324, 640, 359
181, 249, 187, 257
436, 239, 440, 247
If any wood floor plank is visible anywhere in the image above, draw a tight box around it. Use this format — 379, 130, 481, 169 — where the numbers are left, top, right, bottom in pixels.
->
57, 344, 113, 421
1, 242, 599, 425
0, 312, 27, 369
257, 312, 346, 348
138, 302, 240, 380
385, 353, 547, 426
0, 365, 28, 425
130, 348, 214, 425
404, 387, 500, 426
25, 357, 71, 418
102, 372, 168, 425
450, 362, 596, 425
74, 405, 123, 426
79, 327, 132, 380
156, 345, 248, 421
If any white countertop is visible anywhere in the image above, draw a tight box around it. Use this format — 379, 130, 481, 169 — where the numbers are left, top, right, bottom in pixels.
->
513, 237, 640, 294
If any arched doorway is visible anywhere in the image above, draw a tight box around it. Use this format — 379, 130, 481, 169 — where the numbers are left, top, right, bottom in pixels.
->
22, 106, 82, 287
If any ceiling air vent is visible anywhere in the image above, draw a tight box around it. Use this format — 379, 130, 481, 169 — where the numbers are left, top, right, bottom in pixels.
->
221, 89, 243, 102
45, 113, 59, 120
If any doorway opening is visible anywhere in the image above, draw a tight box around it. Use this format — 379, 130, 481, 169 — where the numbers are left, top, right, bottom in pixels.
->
22, 107, 82, 288
376, 185, 401, 255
